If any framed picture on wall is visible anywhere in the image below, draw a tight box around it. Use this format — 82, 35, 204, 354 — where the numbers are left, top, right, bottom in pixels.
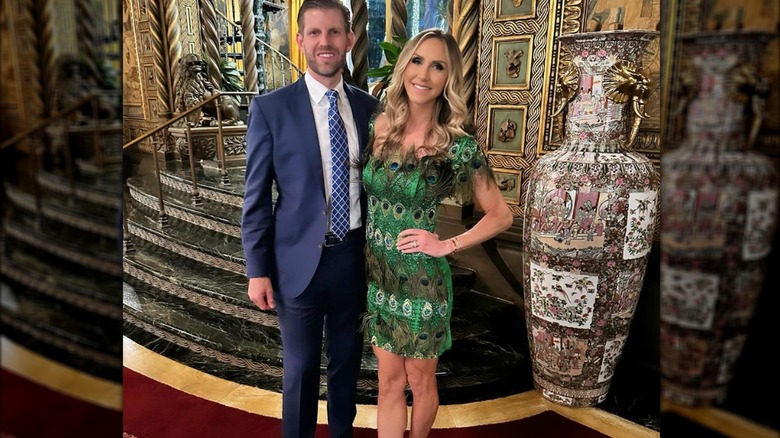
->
490, 35, 533, 90
496, 0, 536, 21
493, 169, 522, 206
487, 105, 527, 155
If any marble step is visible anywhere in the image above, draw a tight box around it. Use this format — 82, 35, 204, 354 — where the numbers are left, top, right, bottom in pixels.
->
158, 163, 249, 208
2, 240, 122, 317
122, 239, 273, 326
4, 182, 119, 239
123, 275, 529, 404
123, 278, 282, 364
126, 202, 244, 275
1, 280, 123, 382
3, 213, 122, 277
37, 167, 122, 209
127, 174, 241, 238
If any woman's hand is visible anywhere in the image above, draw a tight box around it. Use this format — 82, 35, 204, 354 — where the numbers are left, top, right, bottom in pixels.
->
396, 229, 453, 257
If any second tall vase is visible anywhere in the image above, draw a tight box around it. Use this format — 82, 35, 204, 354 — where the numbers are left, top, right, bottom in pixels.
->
522, 30, 660, 407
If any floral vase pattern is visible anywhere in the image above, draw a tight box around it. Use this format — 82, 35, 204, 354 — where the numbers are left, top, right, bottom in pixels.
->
522, 30, 660, 407
660, 30, 779, 406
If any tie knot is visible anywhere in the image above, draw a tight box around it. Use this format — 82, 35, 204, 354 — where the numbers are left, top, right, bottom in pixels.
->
326, 89, 338, 106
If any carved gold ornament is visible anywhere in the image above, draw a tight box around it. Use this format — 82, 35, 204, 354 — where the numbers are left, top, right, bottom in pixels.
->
725, 64, 770, 148
551, 61, 579, 117
603, 60, 652, 150
498, 118, 518, 142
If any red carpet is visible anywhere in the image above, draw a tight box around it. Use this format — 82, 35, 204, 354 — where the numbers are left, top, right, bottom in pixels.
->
123, 368, 608, 437
1, 369, 122, 437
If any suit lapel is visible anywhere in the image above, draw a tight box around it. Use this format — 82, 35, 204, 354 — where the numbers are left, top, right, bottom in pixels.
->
292, 78, 327, 199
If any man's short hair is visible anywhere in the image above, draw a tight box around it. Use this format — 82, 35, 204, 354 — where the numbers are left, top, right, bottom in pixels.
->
297, 0, 352, 33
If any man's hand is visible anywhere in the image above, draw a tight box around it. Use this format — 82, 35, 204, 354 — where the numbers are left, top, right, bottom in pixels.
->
248, 277, 275, 310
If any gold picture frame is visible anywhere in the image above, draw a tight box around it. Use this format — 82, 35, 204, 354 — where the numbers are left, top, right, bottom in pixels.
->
487, 105, 527, 155
495, 0, 536, 22
490, 35, 534, 91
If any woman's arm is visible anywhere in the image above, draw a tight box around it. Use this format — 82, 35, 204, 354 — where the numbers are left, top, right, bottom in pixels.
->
397, 173, 514, 256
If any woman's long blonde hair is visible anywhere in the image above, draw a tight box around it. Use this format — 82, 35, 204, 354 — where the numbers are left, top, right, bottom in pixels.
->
382, 29, 469, 155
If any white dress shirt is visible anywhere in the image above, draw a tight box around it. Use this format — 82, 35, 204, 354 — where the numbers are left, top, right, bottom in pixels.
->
304, 72, 362, 232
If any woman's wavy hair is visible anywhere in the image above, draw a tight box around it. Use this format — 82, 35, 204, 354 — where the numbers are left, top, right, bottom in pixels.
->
383, 29, 469, 155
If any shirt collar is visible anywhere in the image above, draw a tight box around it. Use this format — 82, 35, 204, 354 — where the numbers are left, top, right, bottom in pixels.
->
304, 70, 347, 105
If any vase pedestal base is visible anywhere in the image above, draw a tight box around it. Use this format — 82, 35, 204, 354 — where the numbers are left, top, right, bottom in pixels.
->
534, 373, 609, 407
661, 380, 727, 407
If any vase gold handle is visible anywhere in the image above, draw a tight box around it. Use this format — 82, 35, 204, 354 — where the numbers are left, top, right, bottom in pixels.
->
726, 64, 769, 149
551, 62, 579, 117
603, 60, 652, 151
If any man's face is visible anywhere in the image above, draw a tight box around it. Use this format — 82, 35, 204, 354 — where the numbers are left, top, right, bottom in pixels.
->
296, 8, 354, 86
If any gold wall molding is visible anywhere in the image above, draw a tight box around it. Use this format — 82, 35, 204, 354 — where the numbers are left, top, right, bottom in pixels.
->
288, 0, 305, 77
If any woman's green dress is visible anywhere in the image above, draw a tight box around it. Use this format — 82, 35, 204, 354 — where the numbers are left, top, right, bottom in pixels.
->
362, 126, 493, 359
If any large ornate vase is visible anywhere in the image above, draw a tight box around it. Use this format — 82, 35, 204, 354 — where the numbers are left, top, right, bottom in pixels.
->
660, 30, 779, 406
522, 30, 660, 407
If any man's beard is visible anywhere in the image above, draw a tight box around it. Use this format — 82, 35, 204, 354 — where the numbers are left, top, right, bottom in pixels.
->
307, 54, 345, 78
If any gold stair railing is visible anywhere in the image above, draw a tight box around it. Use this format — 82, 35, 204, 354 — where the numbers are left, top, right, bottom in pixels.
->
214, 8, 302, 92
1, 93, 120, 226
122, 91, 257, 251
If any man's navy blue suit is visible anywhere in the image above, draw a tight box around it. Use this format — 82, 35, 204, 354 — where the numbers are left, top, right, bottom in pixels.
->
242, 76, 377, 438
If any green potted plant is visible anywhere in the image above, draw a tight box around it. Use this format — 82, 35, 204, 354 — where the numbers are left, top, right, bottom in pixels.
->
366, 35, 407, 101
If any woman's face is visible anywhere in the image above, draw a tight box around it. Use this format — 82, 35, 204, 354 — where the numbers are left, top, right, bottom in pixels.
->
403, 37, 449, 107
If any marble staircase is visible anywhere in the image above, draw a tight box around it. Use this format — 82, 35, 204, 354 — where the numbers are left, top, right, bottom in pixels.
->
1, 122, 123, 383
122, 156, 531, 404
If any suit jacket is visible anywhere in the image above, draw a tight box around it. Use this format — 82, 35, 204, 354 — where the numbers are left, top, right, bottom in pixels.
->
242, 77, 378, 298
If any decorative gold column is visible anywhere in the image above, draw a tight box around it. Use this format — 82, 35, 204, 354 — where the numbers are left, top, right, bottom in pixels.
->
389, 0, 407, 39
240, 0, 258, 92
288, 0, 306, 79
165, 0, 183, 100
76, 0, 99, 82
148, 0, 173, 118
450, 0, 478, 115
20, 0, 44, 120
199, 0, 221, 89
350, 0, 368, 90
37, 0, 56, 117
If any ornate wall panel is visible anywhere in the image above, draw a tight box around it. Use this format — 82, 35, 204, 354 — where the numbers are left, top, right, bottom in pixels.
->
178, 0, 203, 55
123, 0, 156, 150
477, 0, 661, 218
476, 0, 572, 217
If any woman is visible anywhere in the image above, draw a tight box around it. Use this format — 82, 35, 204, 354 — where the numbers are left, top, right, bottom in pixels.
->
362, 29, 514, 438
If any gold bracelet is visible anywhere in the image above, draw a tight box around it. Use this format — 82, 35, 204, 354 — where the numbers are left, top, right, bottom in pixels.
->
450, 236, 461, 254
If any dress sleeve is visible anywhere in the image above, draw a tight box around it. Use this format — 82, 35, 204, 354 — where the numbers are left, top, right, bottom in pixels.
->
448, 136, 495, 205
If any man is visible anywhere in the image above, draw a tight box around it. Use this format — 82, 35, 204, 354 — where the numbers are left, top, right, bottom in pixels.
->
241, 0, 378, 437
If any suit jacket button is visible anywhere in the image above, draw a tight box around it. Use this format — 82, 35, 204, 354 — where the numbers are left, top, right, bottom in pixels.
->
322, 210, 327, 215
318, 244, 323, 249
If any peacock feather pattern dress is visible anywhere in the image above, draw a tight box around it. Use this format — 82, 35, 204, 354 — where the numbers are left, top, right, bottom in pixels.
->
361, 118, 494, 359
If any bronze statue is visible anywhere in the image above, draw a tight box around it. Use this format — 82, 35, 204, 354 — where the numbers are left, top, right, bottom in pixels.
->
54, 55, 116, 123
174, 53, 242, 126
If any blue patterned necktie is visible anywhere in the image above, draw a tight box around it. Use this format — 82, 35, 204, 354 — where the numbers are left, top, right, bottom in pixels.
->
326, 89, 350, 240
